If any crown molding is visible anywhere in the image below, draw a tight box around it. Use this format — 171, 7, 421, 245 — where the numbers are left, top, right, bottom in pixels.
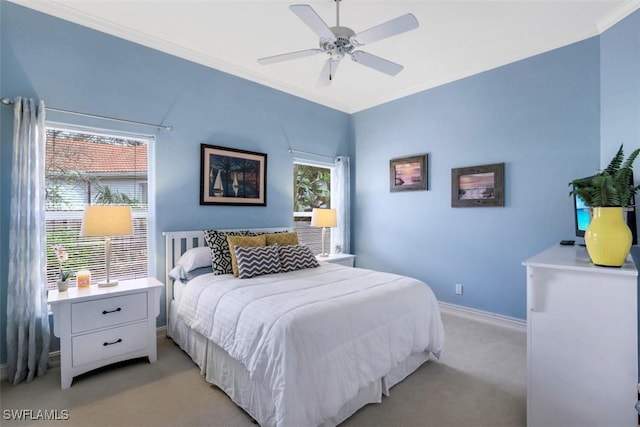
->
6, 0, 353, 113
9, 0, 638, 114
597, 0, 640, 33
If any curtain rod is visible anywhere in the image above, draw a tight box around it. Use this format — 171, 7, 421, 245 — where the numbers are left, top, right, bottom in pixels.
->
288, 148, 335, 160
1, 97, 173, 131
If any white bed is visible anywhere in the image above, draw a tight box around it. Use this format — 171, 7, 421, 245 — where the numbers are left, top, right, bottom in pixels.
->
164, 229, 445, 427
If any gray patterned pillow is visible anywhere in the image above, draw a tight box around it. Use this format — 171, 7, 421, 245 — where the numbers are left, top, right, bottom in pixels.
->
278, 245, 320, 272
235, 245, 282, 279
203, 230, 253, 275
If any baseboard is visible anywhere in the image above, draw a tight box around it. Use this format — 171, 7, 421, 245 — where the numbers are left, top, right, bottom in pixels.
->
156, 325, 167, 339
438, 301, 526, 332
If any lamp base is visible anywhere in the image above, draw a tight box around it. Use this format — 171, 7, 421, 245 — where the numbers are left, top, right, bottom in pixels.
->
98, 280, 119, 288
318, 253, 329, 257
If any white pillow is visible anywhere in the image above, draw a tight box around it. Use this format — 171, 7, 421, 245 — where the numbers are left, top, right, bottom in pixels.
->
175, 246, 211, 273
168, 265, 188, 281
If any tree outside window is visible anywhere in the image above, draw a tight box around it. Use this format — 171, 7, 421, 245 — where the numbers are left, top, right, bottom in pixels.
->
293, 163, 331, 254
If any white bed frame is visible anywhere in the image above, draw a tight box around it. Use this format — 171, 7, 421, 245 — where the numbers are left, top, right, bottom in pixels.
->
162, 228, 433, 427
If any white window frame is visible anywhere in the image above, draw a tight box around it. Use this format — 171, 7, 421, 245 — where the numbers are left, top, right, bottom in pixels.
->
44, 122, 155, 288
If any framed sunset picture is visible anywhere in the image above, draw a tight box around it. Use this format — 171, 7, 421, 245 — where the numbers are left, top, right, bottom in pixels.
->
451, 163, 504, 207
390, 154, 428, 192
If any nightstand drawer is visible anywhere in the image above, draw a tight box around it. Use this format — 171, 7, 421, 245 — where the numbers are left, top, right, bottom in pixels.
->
72, 322, 148, 367
71, 292, 148, 333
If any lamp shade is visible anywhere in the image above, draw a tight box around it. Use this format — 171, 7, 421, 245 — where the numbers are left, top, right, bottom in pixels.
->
311, 208, 337, 228
80, 205, 133, 237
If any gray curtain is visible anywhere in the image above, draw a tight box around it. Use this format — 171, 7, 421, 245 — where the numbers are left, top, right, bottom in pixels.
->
331, 156, 350, 254
6, 97, 50, 385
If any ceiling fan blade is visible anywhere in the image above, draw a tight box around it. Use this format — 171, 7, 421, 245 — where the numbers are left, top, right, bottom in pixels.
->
258, 48, 323, 65
290, 4, 336, 41
350, 51, 404, 76
351, 13, 419, 46
317, 58, 341, 87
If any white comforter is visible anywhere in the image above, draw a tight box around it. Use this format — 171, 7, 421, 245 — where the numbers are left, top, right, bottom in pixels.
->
177, 263, 445, 427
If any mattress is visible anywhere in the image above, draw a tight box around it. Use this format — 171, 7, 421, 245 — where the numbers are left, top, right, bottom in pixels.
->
172, 263, 444, 427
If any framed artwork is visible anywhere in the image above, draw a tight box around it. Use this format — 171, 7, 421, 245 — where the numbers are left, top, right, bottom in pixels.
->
451, 163, 504, 207
200, 144, 267, 206
390, 154, 428, 192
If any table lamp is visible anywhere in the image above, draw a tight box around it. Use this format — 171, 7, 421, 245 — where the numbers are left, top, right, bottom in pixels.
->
80, 205, 133, 287
311, 208, 337, 257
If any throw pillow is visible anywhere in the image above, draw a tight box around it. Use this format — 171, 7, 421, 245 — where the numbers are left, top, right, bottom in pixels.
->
265, 232, 299, 246
278, 244, 320, 272
235, 245, 282, 279
203, 230, 252, 275
227, 234, 267, 277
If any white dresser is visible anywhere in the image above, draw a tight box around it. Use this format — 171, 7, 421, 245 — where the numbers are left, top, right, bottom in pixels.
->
523, 245, 638, 427
316, 253, 356, 267
48, 277, 163, 389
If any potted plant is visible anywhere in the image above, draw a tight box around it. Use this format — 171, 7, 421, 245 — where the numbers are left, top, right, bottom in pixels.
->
570, 144, 640, 267
52, 243, 72, 291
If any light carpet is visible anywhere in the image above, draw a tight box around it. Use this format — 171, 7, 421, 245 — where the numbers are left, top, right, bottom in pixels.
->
1, 312, 526, 426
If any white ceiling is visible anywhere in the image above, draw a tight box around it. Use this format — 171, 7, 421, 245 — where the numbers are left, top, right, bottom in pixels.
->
9, 0, 640, 113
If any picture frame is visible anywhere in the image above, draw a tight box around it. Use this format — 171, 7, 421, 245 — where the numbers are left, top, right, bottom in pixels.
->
200, 144, 267, 206
451, 163, 504, 207
390, 154, 428, 192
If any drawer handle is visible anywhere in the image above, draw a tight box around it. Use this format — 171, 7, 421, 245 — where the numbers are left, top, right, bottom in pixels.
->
103, 338, 123, 347
102, 307, 122, 315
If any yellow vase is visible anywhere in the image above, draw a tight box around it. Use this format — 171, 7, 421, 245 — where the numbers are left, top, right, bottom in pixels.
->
584, 207, 632, 267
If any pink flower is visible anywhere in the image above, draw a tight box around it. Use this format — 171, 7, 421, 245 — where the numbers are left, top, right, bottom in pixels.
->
52, 244, 71, 281
53, 244, 69, 262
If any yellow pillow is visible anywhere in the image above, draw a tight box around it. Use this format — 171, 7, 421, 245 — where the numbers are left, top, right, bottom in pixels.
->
227, 235, 266, 277
265, 232, 299, 246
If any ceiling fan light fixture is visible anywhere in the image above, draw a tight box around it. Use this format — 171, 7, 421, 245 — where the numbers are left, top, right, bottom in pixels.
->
257, 0, 419, 84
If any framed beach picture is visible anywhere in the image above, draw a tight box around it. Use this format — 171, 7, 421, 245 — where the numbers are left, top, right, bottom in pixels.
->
451, 163, 504, 207
390, 154, 428, 192
200, 144, 267, 206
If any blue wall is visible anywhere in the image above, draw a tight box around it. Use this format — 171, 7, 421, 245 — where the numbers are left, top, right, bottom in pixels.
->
600, 11, 640, 165
1, 0, 638, 365
0, 2, 350, 363
351, 38, 601, 320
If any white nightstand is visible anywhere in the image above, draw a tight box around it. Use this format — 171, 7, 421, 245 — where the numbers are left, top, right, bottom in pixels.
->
316, 253, 356, 267
48, 277, 164, 389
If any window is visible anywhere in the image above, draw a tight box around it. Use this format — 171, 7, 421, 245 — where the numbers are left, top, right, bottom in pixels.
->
293, 162, 332, 254
45, 126, 151, 289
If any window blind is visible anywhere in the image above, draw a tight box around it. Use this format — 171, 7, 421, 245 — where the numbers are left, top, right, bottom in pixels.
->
45, 128, 150, 290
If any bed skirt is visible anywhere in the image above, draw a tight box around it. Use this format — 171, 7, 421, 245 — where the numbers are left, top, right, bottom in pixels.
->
168, 299, 431, 426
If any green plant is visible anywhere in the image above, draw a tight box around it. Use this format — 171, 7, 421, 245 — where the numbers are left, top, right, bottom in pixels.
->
294, 164, 331, 212
570, 145, 640, 207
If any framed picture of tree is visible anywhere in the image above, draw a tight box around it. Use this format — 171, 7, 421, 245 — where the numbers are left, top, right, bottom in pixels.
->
200, 144, 267, 206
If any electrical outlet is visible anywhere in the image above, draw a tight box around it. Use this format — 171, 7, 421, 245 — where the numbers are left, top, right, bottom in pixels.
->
455, 284, 463, 295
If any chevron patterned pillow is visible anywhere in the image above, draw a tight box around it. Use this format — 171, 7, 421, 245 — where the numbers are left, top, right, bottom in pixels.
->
278, 244, 320, 273
227, 234, 267, 277
203, 230, 253, 275
235, 245, 282, 279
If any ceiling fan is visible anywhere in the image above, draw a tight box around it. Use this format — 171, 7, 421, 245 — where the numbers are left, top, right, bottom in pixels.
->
257, 0, 419, 86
